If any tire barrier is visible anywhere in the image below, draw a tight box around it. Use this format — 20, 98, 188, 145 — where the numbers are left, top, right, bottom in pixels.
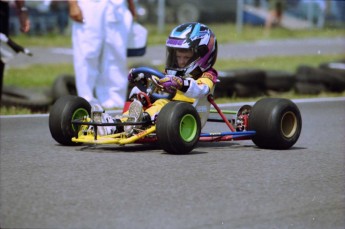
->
1, 85, 52, 112
319, 61, 345, 78
2, 60, 344, 112
51, 74, 77, 102
295, 61, 345, 94
215, 60, 345, 98
214, 70, 236, 98
215, 68, 291, 98
264, 70, 295, 93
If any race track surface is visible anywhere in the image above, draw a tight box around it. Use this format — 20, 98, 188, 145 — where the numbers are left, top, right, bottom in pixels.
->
1, 98, 344, 229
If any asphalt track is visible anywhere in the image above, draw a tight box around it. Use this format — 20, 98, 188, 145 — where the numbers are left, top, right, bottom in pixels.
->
1, 97, 344, 229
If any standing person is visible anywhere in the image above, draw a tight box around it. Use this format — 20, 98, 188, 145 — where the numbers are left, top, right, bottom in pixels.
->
0, 0, 30, 101
68, 0, 136, 109
264, 0, 284, 36
50, 0, 69, 35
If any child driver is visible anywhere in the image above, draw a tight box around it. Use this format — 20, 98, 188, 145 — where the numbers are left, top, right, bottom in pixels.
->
126, 22, 218, 133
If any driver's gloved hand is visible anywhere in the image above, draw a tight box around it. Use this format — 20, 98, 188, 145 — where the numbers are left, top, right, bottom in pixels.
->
158, 75, 183, 94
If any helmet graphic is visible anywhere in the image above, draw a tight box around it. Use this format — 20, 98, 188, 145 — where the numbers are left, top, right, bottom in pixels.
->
165, 22, 218, 78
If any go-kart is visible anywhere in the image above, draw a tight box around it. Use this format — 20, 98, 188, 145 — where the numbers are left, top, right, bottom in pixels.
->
49, 67, 302, 154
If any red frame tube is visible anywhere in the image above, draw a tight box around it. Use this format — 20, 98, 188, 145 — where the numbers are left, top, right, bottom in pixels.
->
208, 94, 236, 132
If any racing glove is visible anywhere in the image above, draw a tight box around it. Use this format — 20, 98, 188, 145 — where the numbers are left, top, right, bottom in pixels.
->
158, 75, 186, 94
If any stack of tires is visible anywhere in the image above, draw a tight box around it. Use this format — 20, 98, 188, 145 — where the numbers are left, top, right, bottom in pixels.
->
1, 86, 52, 112
294, 60, 345, 95
215, 60, 345, 98
51, 74, 77, 102
264, 70, 296, 95
214, 68, 295, 98
1, 74, 76, 112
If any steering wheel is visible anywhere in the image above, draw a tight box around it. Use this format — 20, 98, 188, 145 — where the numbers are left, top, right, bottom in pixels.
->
130, 66, 175, 100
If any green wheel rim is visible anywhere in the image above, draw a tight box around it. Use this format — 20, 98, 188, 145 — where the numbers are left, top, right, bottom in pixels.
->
71, 108, 88, 131
179, 114, 198, 142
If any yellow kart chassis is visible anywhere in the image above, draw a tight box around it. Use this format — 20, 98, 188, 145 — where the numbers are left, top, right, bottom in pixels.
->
72, 126, 156, 145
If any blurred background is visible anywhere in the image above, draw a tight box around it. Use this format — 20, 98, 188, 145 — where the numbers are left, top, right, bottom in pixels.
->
7, 0, 345, 36
2, 0, 345, 114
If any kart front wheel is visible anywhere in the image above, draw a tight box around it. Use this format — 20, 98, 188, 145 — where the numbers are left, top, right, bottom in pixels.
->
248, 98, 302, 149
156, 101, 201, 154
49, 95, 91, 145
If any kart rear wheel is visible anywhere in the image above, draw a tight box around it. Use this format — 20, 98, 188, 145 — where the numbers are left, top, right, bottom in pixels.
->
156, 101, 201, 154
49, 95, 91, 146
248, 98, 302, 149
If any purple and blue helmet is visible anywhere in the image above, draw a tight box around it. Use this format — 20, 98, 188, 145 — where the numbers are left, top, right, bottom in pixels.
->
165, 22, 218, 78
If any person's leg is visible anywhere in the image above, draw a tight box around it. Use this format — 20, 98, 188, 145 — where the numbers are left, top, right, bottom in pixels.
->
275, 1, 283, 26
144, 99, 169, 121
96, 3, 132, 109
72, 1, 106, 104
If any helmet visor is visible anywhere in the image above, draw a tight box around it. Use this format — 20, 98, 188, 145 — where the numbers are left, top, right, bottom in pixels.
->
166, 48, 199, 72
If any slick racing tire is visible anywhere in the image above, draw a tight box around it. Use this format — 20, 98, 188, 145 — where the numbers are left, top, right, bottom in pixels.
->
215, 70, 236, 98
248, 98, 302, 149
295, 65, 345, 92
51, 74, 77, 102
294, 81, 325, 95
49, 95, 91, 146
2, 85, 52, 111
319, 60, 345, 77
156, 101, 201, 154
264, 70, 295, 92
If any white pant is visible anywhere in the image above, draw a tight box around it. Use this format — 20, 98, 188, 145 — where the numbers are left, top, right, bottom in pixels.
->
72, 0, 132, 108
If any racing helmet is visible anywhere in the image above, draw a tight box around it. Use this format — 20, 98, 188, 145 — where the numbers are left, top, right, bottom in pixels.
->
165, 22, 218, 78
